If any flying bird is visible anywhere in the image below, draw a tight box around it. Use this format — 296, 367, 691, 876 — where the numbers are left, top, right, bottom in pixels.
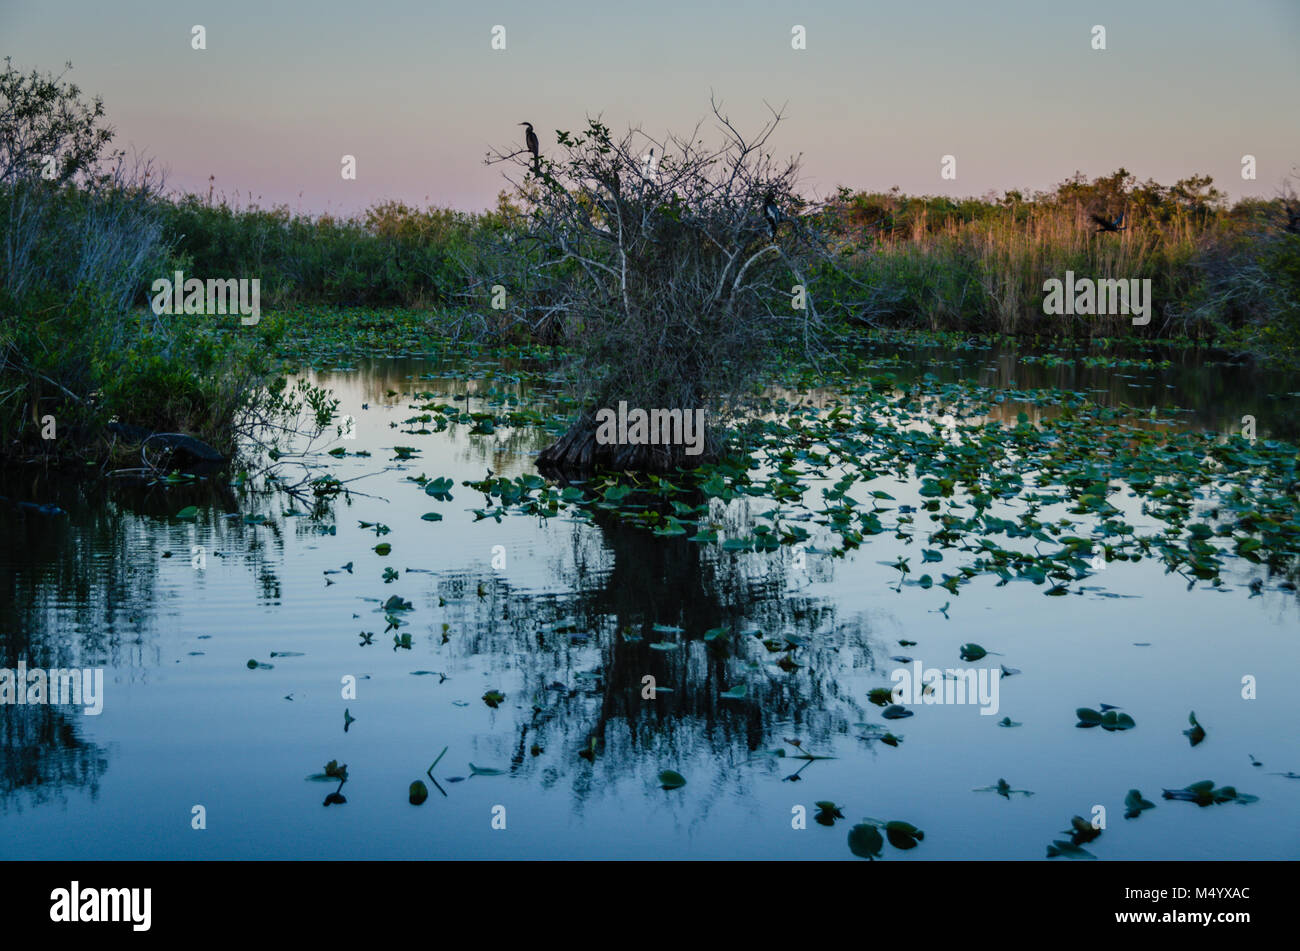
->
519, 122, 539, 169
763, 190, 781, 238
1091, 211, 1126, 234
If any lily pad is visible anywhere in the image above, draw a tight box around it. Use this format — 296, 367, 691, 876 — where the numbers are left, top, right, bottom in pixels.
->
867, 687, 896, 707
1100, 710, 1136, 731
884, 820, 924, 849
1162, 780, 1259, 806
658, 769, 687, 790
1124, 789, 1156, 819
424, 477, 455, 500
814, 801, 845, 826
847, 823, 884, 860
1046, 839, 1096, 860
1075, 707, 1103, 727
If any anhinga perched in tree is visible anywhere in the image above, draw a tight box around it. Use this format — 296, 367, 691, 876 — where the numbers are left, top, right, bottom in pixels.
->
763, 189, 782, 238
1090, 211, 1126, 234
519, 122, 540, 170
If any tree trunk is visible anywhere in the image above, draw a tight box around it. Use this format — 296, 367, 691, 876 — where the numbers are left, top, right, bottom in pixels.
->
536, 415, 718, 477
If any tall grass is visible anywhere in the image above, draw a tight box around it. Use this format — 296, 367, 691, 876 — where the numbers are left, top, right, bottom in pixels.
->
821, 190, 1291, 342
159, 187, 514, 309
143, 170, 1298, 356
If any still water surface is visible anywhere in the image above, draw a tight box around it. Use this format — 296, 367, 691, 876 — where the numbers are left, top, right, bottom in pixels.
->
2, 344, 1298, 859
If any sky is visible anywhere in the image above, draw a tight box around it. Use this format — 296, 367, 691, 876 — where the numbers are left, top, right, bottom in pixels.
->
3, 0, 1298, 215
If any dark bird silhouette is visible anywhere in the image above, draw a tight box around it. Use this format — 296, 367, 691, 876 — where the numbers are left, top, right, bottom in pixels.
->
1091, 211, 1126, 234
763, 189, 781, 238
519, 122, 539, 169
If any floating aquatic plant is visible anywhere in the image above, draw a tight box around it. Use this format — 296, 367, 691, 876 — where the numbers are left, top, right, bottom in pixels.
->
658, 770, 686, 790
974, 778, 1034, 799
1076, 707, 1136, 730
813, 801, 844, 826
1161, 780, 1259, 806
1124, 789, 1156, 819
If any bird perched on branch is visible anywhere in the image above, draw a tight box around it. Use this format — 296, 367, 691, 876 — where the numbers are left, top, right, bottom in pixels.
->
519, 121, 540, 170
763, 190, 782, 238
1091, 211, 1126, 234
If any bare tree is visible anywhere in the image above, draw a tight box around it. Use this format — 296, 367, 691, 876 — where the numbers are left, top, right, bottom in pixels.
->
478, 99, 844, 474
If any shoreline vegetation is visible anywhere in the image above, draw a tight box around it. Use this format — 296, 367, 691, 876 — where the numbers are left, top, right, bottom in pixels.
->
2, 60, 1298, 471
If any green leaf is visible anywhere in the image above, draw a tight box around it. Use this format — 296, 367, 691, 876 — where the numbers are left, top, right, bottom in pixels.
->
420, 512, 443, 521
848, 823, 884, 860
1075, 707, 1103, 726
1101, 710, 1136, 731
175, 506, 200, 520
885, 820, 924, 850
424, 477, 455, 500
1046, 839, 1096, 860
1124, 789, 1155, 818
720, 684, 748, 700
658, 769, 686, 790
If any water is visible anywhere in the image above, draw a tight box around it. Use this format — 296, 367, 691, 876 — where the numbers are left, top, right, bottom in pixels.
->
2, 345, 1298, 859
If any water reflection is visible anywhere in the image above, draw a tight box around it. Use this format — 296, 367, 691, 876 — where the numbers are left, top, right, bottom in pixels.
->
1, 344, 1297, 857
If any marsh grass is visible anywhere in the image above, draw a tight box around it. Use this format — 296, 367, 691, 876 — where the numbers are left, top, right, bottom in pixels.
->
137, 164, 1300, 362
826, 198, 1242, 338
